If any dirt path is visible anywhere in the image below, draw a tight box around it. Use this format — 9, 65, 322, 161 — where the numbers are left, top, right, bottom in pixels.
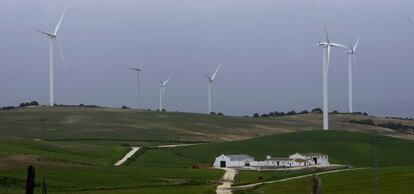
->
230, 167, 367, 192
156, 143, 203, 148
216, 168, 237, 194
114, 144, 201, 166
114, 147, 140, 166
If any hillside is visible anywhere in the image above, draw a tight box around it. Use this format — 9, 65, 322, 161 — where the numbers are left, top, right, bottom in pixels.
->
1, 107, 414, 193
0, 106, 413, 142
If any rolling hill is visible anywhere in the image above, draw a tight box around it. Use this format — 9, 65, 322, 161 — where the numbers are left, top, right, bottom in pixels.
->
1, 106, 414, 193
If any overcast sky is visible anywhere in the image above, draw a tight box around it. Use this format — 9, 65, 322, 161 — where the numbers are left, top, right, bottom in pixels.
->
0, 0, 413, 117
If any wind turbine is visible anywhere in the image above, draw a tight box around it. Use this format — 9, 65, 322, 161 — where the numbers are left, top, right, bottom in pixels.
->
317, 21, 347, 130
129, 66, 143, 109
158, 78, 170, 111
205, 65, 220, 114
345, 37, 359, 113
36, 9, 68, 106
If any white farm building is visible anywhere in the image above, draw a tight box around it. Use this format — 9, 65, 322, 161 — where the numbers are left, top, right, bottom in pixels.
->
213, 154, 254, 168
214, 153, 329, 169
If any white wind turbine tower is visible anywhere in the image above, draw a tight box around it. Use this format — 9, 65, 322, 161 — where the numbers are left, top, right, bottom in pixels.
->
317, 21, 347, 130
36, 9, 68, 106
129, 66, 143, 109
345, 37, 359, 113
205, 65, 220, 114
158, 78, 170, 111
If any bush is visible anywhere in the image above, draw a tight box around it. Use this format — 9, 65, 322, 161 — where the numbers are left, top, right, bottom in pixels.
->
286, 111, 296, 115
162, 109, 166, 112
312, 108, 322, 113
210, 112, 216, 115
217, 112, 224, 116
299, 110, 309, 114
121, 106, 130, 109
332, 110, 339, 114
260, 114, 269, 117
349, 119, 375, 126
253, 113, 259, 118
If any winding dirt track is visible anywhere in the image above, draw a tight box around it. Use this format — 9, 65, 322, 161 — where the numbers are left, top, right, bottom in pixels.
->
114, 147, 140, 166
217, 167, 367, 194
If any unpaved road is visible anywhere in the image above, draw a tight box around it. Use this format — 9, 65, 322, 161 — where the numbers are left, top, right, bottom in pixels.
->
230, 167, 367, 191
115, 144, 201, 166
216, 168, 237, 194
114, 147, 140, 166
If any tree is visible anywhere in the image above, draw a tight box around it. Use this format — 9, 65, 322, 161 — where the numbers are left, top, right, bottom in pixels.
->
260, 114, 269, 117
312, 108, 322, 113
332, 110, 339, 114
121, 106, 130, 109
217, 112, 224, 116
253, 113, 259, 118
210, 112, 216, 115
286, 111, 296, 115
300, 110, 309, 114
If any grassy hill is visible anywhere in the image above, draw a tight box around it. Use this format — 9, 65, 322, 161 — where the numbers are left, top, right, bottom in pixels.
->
1, 107, 414, 193
1, 106, 413, 143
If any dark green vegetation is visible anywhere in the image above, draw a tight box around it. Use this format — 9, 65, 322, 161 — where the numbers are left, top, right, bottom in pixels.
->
0, 107, 414, 193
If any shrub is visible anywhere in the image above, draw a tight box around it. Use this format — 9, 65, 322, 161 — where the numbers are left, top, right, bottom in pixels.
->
349, 119, 375, 126
286, 111, 296, 115
312, 108, 322, 113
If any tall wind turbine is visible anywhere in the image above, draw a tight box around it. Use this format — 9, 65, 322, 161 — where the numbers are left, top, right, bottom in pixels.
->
158, 78, 170, 111
317, 21, 347, 130
36, 9, 68, 106
345, 37, 359, 113
129, 66, 143, 109
205, 65, 220, 114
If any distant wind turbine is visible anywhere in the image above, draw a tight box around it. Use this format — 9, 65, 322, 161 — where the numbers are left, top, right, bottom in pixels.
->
158, 78, 170, 111
36, 9, 68, 106
345, 37, 359, 113
205, 65, 220, 114
129, 66, 143, 109
317, 20, 347, 130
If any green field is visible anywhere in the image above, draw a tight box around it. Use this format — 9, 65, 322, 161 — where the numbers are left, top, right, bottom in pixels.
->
0, 107, 414, 193
240, 166, 414, 194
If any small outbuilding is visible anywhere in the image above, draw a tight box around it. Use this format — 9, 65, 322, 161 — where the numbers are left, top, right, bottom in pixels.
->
213, 154, 254, 168
289, 153, 329, 166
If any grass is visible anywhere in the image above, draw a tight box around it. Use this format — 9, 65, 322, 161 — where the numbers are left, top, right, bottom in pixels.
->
1, 107, 414, 193
241, 166, 414, 194
233, 166, 346, 186
150, 130, 414, 167
1, 106, 413, 143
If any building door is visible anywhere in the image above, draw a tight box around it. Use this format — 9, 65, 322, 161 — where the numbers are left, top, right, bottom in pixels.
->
313, 157, 318, 164
220, 161, 226, 167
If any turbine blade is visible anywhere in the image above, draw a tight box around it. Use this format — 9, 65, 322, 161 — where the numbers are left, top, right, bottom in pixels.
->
322, 18, 330, 43
353, 36, 359, 51
54, 9, 66, 35
54, 38, 68, 70
163, 78, 170, 86
330, 43, 348, 49
211, 64, 221, 81
35, 29, 54, 37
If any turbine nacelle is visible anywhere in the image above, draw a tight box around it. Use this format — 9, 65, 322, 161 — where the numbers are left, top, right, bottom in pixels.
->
318, 42, 329, 47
